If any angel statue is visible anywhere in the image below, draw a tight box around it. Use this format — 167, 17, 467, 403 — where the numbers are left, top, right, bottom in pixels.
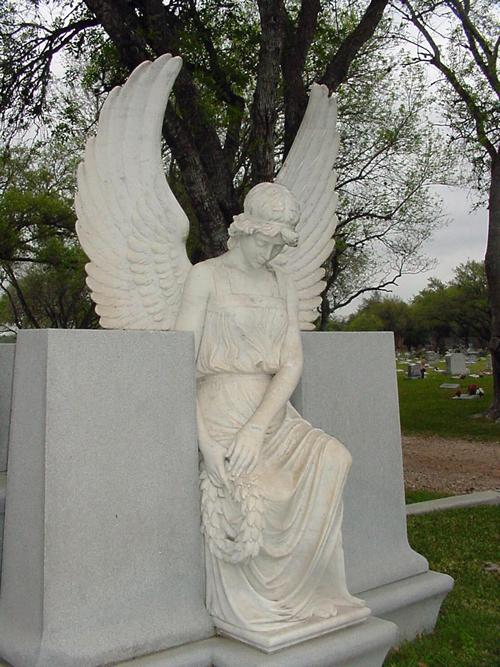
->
75, 54, 369, 651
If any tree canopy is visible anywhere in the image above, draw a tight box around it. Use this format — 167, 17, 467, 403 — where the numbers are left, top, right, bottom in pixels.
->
344, 260, 491, 352
0, 142, 97, 330
0, 0, 449, 320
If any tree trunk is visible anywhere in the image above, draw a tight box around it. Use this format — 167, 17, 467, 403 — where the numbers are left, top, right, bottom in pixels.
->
281, 0, 320, 157
485, 151, 500, 420
320, 0, 389, 90
248, 0, 286, 183
83, 0, 232, 259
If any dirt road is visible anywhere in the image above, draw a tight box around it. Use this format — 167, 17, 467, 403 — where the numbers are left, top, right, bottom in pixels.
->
402, 435, 500, 493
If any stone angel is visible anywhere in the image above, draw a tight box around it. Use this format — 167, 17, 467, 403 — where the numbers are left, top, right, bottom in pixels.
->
75, 54, 369, 651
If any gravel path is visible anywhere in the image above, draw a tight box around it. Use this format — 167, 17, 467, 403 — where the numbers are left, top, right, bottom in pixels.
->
402, 435, 500, 494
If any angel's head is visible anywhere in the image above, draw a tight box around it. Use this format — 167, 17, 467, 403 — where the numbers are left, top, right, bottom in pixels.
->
227, 183, 300, 260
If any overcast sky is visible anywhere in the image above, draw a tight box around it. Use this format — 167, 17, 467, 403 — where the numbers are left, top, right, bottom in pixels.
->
337, 184, 489, 317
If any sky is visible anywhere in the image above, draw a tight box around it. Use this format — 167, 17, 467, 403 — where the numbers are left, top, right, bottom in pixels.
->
336, 184, 489, 317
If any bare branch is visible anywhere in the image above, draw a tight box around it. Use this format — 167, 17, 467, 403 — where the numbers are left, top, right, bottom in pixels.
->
447, 0, 499, 97
1, 265, 40, 328
400, 0, 497, 159
321, 0, 390, 92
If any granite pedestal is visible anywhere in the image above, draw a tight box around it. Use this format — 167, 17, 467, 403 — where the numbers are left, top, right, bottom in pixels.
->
0, 331, 452, 667
295, 333, 453, 642
0, 344, 15, 472
0, 330, 213, 667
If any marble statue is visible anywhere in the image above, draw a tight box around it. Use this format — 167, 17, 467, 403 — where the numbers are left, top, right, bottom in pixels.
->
75, 54, 370, 651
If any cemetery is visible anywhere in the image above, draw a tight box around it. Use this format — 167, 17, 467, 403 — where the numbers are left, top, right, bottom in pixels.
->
0, 2, 498, 667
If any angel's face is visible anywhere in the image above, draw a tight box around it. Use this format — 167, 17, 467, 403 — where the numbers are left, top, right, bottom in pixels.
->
239, 232, 284, 268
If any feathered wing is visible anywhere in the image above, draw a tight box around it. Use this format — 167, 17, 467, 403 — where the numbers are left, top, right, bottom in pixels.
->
75, 54, 192, 330
274, 84, 340, 330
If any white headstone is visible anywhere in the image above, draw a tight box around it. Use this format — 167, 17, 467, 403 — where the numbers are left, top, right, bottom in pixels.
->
446, 353, 467, 376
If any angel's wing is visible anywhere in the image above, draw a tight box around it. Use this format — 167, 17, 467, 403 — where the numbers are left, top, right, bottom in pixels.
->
274, 84, 340, 330
75, 54, 192, 330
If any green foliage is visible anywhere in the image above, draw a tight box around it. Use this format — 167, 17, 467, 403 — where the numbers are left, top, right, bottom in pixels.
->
397, 367, 498, 442
343, 261, 490, 350
1, 1, 452, 310
384, 506, 500, 666
325, 316, 347, 331
330, 61, 449, 312
412, 261, 490, 350
346, 310, 385, 332
344, 293, 427, 348
346, 295, 411, 339
399, 0, 499, 194
0, 142, 97, 330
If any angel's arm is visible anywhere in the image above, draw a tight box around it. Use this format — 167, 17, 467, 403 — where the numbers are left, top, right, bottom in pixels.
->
175, 263, 227, 485
248, 281, 303, 431
174, 262, 211, 358
227, 278, 303, 475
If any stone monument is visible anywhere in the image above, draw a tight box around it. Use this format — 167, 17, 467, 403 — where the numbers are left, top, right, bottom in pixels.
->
407, 363, 421, 378
0, 55, 453, 667
446, 352, 467, 376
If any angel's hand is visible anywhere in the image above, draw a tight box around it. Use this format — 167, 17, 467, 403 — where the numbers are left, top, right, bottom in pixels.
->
200, 440, 227, 487
227, 422, 265, 477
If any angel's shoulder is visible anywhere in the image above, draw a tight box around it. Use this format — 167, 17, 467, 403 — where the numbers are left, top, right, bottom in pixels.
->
274, 267, 298, 296
179, 260, 214, 299
187, 258, 218, 278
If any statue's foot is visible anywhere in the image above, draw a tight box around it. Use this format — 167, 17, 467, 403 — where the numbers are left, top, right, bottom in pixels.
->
295, 598, 338, 620
311, 599, 338, 618
342, 593, 366, 608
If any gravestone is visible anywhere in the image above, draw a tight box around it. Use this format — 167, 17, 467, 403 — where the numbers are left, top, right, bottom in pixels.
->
0, 330, 452, 667
424, 351, 439, 363
446, 352, 467, 376
0, 344, 15, 578
0, 330, 213, 667
0, 345, 15, 472
407, 363, 421, 378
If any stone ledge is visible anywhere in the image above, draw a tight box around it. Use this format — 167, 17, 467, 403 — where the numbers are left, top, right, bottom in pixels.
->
363, 570, 454, 642
116, 617, 398, 667
406, 490, 500, 516
0, 473, 6, 513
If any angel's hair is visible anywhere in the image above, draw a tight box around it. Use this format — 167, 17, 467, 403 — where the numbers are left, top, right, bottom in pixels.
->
227, 182, 300, 249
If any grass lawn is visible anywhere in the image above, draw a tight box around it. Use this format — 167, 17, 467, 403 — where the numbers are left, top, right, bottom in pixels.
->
384, 505, 500, 667
396, 362, 499, 442
405, 489, 452, 504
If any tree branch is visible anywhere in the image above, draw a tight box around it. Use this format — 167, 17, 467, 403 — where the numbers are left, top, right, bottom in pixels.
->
1, 265, 40, 328
447, 0, 499, 97
321, 0, 390, 92
0, 281, 22, 329
400, 0, 497, 159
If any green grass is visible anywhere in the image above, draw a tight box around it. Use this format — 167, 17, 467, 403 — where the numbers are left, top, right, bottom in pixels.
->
405, 489, 452, 504
396, 363, 499, 442
384, 505, 500, 667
